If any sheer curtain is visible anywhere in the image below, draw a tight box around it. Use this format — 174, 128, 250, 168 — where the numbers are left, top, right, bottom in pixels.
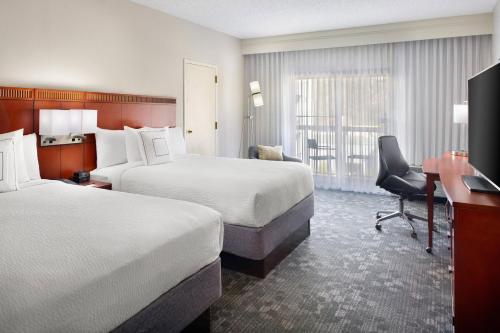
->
393, 37, 492, 164
244, 35, 492, 193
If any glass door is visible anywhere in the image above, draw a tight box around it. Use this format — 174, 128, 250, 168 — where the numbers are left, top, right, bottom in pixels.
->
295, 73, 390, 192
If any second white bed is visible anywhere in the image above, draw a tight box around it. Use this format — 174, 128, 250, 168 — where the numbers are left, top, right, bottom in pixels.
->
91, 155, 314, 228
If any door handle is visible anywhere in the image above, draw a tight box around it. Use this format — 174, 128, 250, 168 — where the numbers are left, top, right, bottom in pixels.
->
187, 130, 193, 134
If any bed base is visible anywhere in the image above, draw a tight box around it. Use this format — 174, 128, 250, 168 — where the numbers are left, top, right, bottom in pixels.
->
181, 308, 211, 333
221, 194, 314, 278
221, 220, 310, 278
112, 258, 221, 333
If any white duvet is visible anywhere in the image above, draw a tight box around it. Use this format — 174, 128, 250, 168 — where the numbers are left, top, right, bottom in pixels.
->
0, 181, 223, 333
91, 155, 314, 228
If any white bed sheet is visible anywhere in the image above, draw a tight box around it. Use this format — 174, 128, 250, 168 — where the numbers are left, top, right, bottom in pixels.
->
91, 155, 314, 228
0, 181, 223, 333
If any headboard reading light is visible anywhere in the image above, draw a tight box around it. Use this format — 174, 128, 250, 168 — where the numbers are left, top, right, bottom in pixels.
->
40, 109, 97, 146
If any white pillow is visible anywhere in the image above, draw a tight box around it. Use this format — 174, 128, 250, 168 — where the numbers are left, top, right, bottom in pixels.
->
137, 129, 172, 165
0, 129, 29, 183
0, 139, 18, 192
168, 127, 187, 155
95, 128, 127, 169
124, 126, 144, 162
23, 133, 41, 180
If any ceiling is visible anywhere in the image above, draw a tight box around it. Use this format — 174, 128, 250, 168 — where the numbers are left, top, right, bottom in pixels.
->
130, 0, 497, 39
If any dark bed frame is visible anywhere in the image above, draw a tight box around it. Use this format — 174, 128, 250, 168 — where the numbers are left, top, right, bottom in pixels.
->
221, 193, 314, 278
111, 259, 221, 333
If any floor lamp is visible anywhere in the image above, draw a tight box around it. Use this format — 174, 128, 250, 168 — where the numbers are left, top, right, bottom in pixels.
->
239, 81, 264, 158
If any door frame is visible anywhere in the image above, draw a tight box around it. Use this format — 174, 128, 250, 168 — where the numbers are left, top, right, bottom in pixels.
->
183, 59, 218, 155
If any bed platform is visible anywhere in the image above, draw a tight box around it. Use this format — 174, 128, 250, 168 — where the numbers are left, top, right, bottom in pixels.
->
221, 194, 314, 278
112, 259, 221, 333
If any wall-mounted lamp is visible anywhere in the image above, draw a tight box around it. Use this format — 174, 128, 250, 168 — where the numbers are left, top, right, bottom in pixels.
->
70, 109, 98, 140
40, 109, 98, 146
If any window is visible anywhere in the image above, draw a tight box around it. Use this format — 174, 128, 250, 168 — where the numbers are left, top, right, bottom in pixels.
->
295, 74, 390, 190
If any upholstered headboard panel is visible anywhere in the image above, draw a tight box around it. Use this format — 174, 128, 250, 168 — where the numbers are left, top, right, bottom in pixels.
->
0, 86, 176, 179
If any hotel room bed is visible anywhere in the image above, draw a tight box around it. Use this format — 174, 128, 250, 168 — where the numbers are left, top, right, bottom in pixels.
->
91, 154, 314, 277
0, 180, 223, 333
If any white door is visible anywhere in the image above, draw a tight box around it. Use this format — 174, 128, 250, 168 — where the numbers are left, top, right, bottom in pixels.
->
184, 60, 217, 156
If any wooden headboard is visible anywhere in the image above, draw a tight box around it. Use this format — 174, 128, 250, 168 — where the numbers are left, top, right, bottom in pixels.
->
0, 86, 176, 179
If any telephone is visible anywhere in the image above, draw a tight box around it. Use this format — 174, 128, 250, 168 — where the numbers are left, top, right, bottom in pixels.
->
73, 171, 90, 183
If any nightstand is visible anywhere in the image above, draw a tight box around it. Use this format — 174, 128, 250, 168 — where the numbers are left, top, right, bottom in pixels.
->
76, 179, 112, 190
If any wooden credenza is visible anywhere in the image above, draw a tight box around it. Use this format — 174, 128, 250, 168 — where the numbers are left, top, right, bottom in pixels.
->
436, 153, 500, 332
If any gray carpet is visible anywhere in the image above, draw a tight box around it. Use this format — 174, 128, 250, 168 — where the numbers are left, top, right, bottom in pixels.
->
212, 190, 452, 333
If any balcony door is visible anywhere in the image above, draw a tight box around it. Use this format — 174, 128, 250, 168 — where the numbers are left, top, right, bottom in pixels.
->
295, 74, 390, 191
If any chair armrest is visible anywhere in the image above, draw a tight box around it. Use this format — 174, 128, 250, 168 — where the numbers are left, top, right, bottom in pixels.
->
283, 154, 302, 163
248, 146, 259, 159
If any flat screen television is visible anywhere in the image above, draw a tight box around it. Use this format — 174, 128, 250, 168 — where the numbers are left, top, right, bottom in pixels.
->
467, 62, 500, 193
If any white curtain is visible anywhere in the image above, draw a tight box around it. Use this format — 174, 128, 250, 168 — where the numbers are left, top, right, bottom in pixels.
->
244, 35, 492, 193
393, 37, 492, 164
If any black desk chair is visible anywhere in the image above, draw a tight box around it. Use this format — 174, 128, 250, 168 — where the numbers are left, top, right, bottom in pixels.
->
375, 136, 428, 238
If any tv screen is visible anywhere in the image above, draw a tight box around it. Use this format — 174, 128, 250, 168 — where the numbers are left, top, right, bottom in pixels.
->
468, 63, 500, 189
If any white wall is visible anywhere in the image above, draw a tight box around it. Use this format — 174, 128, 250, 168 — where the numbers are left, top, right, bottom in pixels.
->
494, 1, 500, 61
242, 14, 493, 55
0, 0, 243, 157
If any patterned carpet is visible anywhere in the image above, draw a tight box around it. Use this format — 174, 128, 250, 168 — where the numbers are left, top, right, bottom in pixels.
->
212, 190, 452, 333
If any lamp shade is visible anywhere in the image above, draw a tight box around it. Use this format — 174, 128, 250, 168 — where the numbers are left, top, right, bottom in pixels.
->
39, 109, 71, 136
249, 81, 261, 94
82, 110, 98, 134
453, 104, 468, 124
70, 109, 98, 134
69, 110, 82, 134
252, 93, 264, 107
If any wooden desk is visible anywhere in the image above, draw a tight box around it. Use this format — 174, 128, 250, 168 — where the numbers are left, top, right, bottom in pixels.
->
422, 158, 440, 252
426, 153, 500, 332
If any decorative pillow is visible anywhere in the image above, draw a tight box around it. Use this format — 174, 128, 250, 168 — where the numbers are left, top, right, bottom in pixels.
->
0, 139, 18, 192
137, 129, 172, 165
23, 133, 41, 180
258, 145, 284, 161
95, 128, 127, 169
0, 129, 29, 183
124, 126, 144, 162
168, 127, 187, 155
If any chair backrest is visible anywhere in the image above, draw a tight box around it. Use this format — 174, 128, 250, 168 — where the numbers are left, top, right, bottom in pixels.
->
376, 136, 410, 186
307, 139, 318, 149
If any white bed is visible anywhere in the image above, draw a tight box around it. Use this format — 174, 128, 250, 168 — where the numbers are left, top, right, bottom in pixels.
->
0, 180, 223, 333
91, 155, 314, 228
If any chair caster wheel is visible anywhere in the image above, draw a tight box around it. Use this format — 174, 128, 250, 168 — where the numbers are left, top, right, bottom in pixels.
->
375, 224, 382, 231
426, 247, 432, 254
376, 214, 381, 219
411, 232, 417, 238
